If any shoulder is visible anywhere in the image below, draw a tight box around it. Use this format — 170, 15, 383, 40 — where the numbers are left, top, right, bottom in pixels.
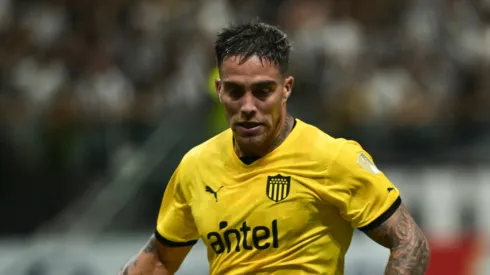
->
294, 120, 361, 167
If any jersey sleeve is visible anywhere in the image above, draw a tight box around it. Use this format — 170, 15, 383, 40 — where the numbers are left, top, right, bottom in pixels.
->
155, 162, 199, 246
322, 140, 401, 230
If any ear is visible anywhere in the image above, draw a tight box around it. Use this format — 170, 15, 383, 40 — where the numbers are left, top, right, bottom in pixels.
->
283, 76, 294, 102
215, 78, 223, 103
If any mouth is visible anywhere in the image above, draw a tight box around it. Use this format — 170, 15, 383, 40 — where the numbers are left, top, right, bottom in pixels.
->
237, 122, 263, 129
235, 122, 264, 135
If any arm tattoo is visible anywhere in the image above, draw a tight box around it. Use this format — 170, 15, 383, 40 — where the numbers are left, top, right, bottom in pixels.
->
366, 204, 430, 275
119, 255, 137, 275
143, 235, 158, 253
119, 235, 159, 275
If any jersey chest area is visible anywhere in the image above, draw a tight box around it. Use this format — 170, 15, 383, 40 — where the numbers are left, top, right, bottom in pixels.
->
189, 172, 334, 254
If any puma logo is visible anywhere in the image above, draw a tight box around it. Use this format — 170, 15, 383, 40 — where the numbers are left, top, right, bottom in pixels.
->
205, 185, 224, 202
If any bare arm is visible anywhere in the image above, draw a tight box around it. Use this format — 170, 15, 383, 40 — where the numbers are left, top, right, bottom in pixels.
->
118, 234, 193, 275
364, 203, 430, 275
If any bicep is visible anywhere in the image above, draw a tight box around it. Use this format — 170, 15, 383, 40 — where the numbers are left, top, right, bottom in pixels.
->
126, 234, 193, 275
363, 203, 428, 250
155, 234, 194, 274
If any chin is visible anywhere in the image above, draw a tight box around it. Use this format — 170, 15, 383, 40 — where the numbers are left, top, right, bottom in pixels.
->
236, 134, 264, 145
235, 134, 267, 151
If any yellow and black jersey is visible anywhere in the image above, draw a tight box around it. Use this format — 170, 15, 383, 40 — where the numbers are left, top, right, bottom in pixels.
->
155, 119, 401, 275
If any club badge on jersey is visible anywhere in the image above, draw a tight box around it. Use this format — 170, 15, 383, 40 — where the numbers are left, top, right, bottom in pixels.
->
266, 174, 291, 202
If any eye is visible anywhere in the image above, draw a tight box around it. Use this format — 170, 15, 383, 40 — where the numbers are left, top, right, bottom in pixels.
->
254, 88, 273, 99
227, 87, 244, 100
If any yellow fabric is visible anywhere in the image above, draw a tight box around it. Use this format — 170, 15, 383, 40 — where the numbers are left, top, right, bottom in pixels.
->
156, 119, 400, 275
206, 67, 228, 135
208, 67, 220, 100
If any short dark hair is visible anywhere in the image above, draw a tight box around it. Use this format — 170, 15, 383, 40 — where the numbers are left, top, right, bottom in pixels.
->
215, 21, 291, 74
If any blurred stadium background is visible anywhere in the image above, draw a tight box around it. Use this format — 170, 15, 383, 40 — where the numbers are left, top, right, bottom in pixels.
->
0, 0, 489, 274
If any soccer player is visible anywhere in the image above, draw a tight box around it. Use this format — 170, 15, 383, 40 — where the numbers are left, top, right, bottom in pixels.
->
118, 22, 430, 275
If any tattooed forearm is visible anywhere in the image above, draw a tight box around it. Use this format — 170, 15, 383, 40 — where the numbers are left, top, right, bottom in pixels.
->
118, 235, 162, 275
366, 204, 430, 275
143, 235, 158, 253
119, 255, 137, 275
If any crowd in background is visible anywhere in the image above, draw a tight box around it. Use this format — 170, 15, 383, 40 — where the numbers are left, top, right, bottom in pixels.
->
1, 0, 490, 234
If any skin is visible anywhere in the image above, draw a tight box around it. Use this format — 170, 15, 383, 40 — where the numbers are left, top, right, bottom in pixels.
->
215, 55, 294, 157
365, 204, 431, 275
118, 235, 189, 275
118, 55, 430, 275
119, 55, 294, 275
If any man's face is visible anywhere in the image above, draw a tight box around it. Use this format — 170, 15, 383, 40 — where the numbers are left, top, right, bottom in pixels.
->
216, 55, 294, 151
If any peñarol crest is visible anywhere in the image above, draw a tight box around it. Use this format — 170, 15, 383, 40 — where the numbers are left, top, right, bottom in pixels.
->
266, 174, 291, 202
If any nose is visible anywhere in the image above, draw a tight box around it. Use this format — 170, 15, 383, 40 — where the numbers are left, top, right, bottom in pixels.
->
240, 92, 256, 118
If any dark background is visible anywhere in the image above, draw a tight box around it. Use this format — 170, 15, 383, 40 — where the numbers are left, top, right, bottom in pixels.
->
0, 0, 489, 240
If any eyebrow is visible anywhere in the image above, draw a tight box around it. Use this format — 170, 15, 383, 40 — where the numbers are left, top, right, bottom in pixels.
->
222, 80, 277, 87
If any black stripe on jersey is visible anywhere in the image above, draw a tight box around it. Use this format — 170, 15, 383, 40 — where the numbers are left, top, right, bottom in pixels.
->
358, 196, 402, 232
154, 230, 198, 247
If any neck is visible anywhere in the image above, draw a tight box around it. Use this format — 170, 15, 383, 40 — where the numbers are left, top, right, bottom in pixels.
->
234, 114, 294, 158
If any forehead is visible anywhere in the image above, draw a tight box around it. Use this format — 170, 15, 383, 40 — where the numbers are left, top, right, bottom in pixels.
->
220, 55, 282, 84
